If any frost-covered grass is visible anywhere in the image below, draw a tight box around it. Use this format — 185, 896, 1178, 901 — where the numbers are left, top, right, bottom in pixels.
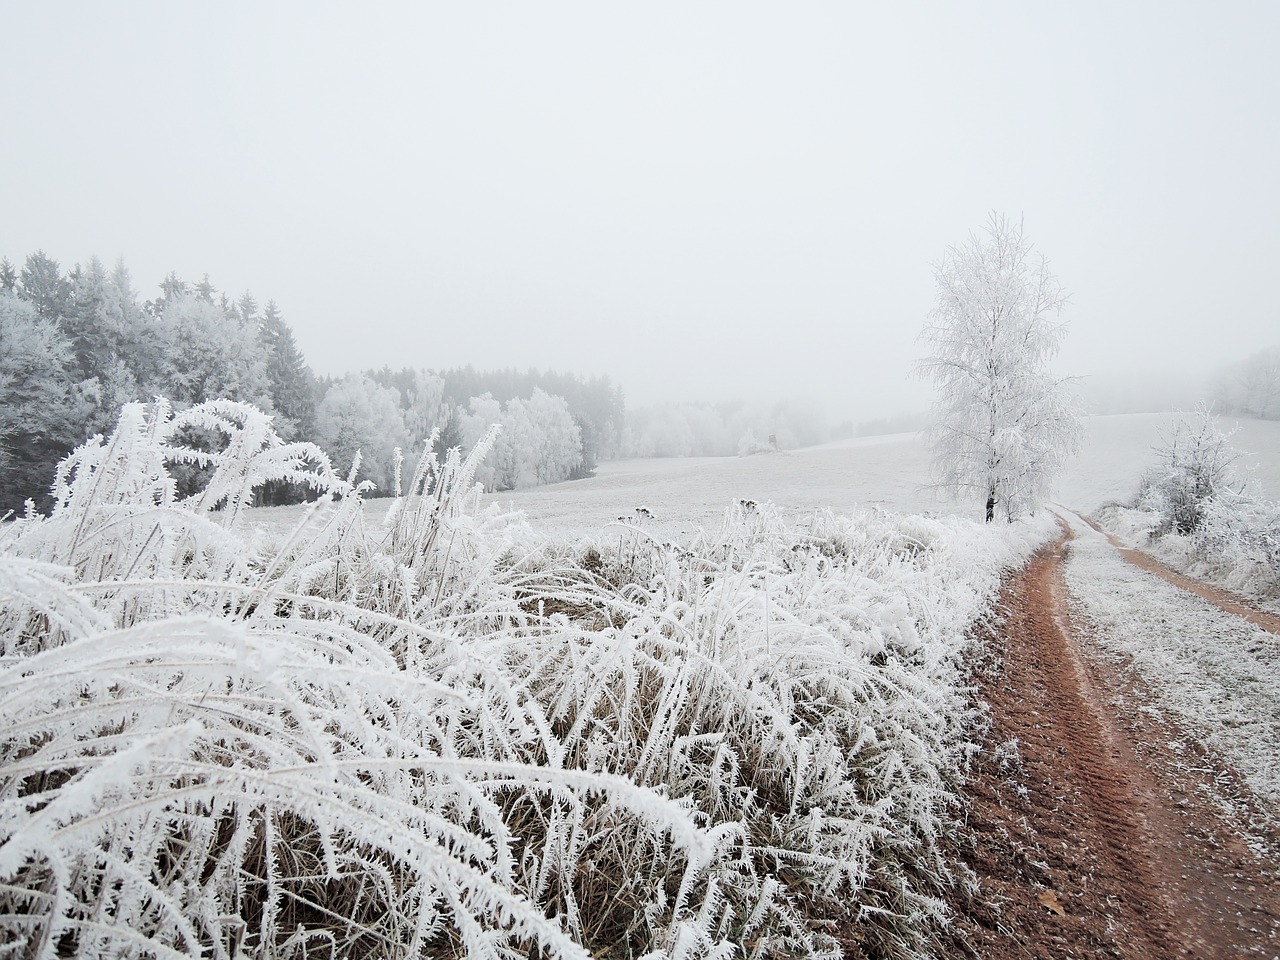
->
1058, 512, 1280, 812
1, 400, 1054, 959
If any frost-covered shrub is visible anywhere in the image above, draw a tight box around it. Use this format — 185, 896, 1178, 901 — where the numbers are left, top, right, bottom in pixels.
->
0, 401, 709, 959
1183, 493, 1280, 600
1105, 407, 1280, 603
1, 397, 1052, 959
1136, 406, 1241, 536
501, 501, 1052, 958
736, 429, 775, 456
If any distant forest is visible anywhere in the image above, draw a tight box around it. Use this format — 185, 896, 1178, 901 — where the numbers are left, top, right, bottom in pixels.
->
16, 250, 1260, 518
0, 251, 624, 514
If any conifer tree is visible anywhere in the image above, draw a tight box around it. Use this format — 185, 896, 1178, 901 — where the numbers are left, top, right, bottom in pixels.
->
257, 300, 317, 441
19, 251, 69, 320
0, 293, 87, 514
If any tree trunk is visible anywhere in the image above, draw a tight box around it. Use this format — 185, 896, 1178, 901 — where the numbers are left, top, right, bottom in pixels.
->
986, 489, 996, 523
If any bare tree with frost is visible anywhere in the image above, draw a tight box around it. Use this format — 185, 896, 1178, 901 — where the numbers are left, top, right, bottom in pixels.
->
918, 213, 1081, 521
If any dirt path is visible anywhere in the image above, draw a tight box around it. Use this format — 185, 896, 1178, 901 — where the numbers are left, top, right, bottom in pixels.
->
1067, 510, 1280, 636
938, 527, 1280, 959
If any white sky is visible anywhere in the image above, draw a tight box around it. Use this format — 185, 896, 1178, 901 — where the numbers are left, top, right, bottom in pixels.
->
3, 3, 1277, 421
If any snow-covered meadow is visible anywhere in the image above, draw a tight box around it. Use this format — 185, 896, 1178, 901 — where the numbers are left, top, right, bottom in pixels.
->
317, 412, 1278, 544
2, 405, 1276, 958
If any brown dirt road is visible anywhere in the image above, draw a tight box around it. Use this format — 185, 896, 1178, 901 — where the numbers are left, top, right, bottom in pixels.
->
937, 527, 1280, 959
1073, 513, 1280, 636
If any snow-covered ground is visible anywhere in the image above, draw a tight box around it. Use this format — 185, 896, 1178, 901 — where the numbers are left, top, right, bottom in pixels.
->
412, 414, 1280, 539
249, 412, 1280, 544
500, 413, 1280, 540
1057, 508, 1280, 813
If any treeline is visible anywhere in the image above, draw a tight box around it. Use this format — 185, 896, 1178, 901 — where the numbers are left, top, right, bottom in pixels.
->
621, 398, 831, 457
1210, 345, 1280, 420
0, 251, 623, 513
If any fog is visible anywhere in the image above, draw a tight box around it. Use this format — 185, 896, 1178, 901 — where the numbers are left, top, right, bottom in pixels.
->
3, 3, 1277, 421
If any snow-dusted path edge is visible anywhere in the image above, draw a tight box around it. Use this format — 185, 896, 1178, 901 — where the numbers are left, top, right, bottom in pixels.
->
1054, 507, 1280, 814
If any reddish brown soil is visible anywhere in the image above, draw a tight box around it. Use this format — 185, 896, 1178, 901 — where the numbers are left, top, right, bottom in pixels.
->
934, 529, 1280, 959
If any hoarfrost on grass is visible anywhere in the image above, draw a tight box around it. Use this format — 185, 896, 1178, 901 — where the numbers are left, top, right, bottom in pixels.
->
0, 398, 1055, 959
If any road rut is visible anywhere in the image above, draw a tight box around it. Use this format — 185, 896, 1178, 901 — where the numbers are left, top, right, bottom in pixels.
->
938, 525, 1280, 959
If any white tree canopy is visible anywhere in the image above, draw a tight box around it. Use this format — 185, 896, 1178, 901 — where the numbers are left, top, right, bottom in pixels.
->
457, 389, 582, 492
314, 372, 408, 493
918, 213, 1081, 521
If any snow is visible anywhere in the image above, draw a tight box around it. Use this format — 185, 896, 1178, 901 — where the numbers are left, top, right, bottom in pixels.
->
242, 413, 1280, 548
489, 431, 943, 539
474, 413, 1280, 542
1056, 508, 1280, 812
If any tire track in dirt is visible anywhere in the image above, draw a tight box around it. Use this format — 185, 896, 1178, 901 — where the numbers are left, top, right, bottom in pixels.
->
938, 526, 1280, 959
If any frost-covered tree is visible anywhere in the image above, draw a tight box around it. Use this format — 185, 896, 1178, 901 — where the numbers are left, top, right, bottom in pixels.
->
524, 388, 583, 484
918, 213, 1081, 521
158, 293, 273, 410
256, 299, 318, 441
369, 366, 448, 461
0, 293, 89, 514
314, 372, 408, 493
18, 250, 69, 320
458, 393, 516, 491
456, 389, 581, 491
436, 365, 624, 473
1211, 345, 1280, 420
63, 258, 163, 433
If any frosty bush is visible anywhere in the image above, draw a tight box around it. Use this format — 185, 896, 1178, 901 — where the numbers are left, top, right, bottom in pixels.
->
1, 397, 1052, 959
1136, 405, 1241, 536
1190, 493, 1280, 599
1109, 406, 1280, 602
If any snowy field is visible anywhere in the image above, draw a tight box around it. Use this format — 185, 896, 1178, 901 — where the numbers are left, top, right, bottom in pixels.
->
251, 413, 1280, 543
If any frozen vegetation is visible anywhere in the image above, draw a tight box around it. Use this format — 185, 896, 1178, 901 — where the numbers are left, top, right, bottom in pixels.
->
1095, 409, 1280, 609
0, 398, 1057, 958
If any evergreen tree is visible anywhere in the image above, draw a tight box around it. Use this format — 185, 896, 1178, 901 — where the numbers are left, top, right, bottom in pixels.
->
19, 251, 70, 320
0, 293, 88, 514
194, 274, 217, 303
146, 271, 188, 318
257, 300, 317, 441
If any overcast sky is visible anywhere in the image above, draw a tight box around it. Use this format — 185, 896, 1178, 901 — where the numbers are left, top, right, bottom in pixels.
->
3, 3, 1277, 421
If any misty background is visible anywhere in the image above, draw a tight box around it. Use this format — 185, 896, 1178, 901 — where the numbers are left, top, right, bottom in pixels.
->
3, 2, 1277, 424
